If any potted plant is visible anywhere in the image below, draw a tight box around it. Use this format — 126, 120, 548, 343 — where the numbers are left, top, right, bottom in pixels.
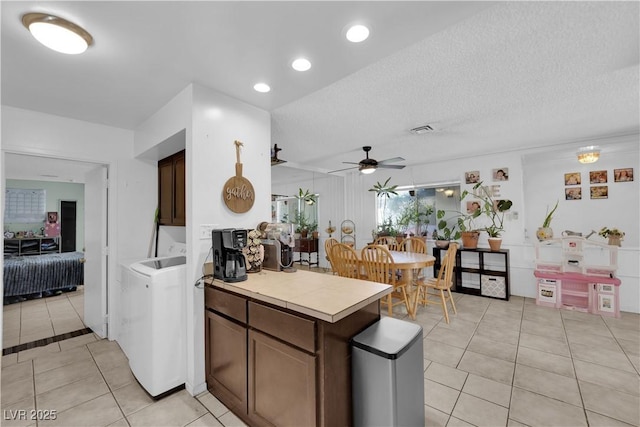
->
434, 210, 461, 248
598, 227, 625, 246
293, 210, 309, 238
468, 182, 513, 251
482, 199, 513, 251
457, 209, 482, 249
369, 177, 398, 236
536, 200, 558, 241
309, 221, 319, 239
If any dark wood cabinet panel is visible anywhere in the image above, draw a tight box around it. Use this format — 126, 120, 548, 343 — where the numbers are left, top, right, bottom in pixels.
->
205, 310, 247, 413
173, 151, 186, 225
205, 285, 380, 427
158, 150, 185, 226
248, 329, 317, 427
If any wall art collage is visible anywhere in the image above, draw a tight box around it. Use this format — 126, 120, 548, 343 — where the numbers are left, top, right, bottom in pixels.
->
563, 168, 633, 200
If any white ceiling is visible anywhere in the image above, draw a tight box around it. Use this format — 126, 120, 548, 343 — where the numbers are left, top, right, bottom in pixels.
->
2, 1, 639, 182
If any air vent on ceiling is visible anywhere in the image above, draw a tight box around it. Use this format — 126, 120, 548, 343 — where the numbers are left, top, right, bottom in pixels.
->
410, 124, 434, 135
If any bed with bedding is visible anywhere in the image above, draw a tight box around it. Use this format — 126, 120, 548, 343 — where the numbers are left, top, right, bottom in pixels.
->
3, 251, 84, 302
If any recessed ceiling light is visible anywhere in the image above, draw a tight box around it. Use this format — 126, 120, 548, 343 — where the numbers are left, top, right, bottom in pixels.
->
346, 24, 369, 43
291, 58, 311, 72
22, 12, 93, 54
253, 83, 271, 93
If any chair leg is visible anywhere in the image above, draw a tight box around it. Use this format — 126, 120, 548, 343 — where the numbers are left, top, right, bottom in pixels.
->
439, 289, 450, 323
387, 294, 393, 317
401, 286, 414, 319
447, 287, 457, 315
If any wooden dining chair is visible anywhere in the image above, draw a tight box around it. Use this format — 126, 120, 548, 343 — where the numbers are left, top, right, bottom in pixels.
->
373, 236, 400, 251
414, 243, 458, 323
331, 243, 363, 279
361, 244, 412, 317
400, 236, 427, 253
324, 238, 339, 274
398, 236, 428, 282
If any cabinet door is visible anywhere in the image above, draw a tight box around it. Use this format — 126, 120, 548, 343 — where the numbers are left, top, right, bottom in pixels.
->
205, 310, 247, 412
172, 152, 186, 226
157, 158, 174, 225
248, 329, 317, 427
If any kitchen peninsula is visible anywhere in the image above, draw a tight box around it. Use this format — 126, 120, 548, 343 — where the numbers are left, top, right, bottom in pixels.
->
204, 269, 392, 427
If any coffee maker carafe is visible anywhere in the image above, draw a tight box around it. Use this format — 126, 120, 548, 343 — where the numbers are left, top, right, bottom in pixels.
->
212, 229, 248, 283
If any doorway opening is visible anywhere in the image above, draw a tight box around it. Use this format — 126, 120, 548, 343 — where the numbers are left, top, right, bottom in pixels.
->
2, 152, 109, 352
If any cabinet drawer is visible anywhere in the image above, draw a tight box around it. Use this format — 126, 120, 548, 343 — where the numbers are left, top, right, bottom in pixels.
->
248, 302, 315, 353
205, 287, 247, 324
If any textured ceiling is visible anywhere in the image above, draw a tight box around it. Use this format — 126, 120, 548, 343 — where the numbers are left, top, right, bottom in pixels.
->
2, 1, 639, 182
271, 1, 639, 173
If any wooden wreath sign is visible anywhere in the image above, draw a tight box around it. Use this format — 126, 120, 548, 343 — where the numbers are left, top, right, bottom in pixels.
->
223, 140, 255, 213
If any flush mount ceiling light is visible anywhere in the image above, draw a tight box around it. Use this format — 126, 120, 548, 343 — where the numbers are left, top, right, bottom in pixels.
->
577, 146, 600, 164
22, 12, 93, 54
253, 83, 271, 93
444, 189, 455, 197
346, 24, 369, 43
291, 58, 311, 72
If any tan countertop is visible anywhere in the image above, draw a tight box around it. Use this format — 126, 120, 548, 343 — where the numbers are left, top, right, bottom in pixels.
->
205, 269, 392, 323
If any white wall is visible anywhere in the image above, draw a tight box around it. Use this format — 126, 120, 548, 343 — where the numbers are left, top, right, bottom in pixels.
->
134, 83, 271, 396
272, 171, 345, 268
315, 134, 639, 313
5, 179, 85, 251
1, 105, 157, 348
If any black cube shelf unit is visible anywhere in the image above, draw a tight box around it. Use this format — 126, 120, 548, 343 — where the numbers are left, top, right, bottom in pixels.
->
433, 247, 510, 301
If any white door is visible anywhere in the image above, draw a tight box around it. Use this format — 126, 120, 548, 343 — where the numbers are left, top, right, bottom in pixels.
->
84, 165, 108, 338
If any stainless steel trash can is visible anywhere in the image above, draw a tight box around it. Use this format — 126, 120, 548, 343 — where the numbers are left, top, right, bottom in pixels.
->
351, 316, 424, 427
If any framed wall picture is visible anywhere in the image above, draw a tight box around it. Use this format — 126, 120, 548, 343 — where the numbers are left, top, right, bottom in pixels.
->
590, 186, 608, 199
466, 201, 481, 214
465, 171, 480, 184
564, 172, 581, 186
492, 168, 509, 181
589, 170, 607, 184
614, 168, 634, 182
565, 187, 582, 200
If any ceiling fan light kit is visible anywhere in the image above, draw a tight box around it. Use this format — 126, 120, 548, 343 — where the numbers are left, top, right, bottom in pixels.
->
329, 146, 405, 174
22, 12, 93, 54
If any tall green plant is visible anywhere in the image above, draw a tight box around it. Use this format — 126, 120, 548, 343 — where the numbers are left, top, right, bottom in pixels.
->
464, 182, 513, 237
542, 200, 559, 228
368, 177, 398, 225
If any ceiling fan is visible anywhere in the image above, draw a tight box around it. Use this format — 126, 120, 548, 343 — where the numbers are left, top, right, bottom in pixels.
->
330, 146, 405, 174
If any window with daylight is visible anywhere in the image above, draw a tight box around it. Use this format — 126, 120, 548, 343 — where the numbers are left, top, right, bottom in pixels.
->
374, 184, 460, 240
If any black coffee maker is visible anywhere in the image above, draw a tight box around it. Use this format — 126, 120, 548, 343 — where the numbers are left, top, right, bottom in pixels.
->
212, 229, 247, 283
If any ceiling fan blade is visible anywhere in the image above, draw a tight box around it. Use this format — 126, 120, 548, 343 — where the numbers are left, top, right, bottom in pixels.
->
341, 161, 360, 165
378, 164, 406, 169
328, 165, 358, 173
378, 157, 405, 165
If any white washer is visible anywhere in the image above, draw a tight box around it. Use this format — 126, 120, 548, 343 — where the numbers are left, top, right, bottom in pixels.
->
121, 244, 186, 397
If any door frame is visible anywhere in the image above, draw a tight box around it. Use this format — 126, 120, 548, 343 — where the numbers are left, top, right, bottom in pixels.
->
1, 150, 116, 341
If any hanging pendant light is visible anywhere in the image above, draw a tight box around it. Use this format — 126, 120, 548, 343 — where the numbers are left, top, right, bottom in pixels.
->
22, 13, 93, 54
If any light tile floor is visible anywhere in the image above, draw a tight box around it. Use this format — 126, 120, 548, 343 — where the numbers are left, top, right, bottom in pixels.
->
2, 287, 639, 426
3, 286, 85, 348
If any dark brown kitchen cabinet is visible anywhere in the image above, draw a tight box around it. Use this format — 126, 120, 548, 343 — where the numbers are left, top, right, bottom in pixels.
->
204, 285, 380, 427
158, 150, 185, 226
205, 310, 247, 413
248, 329, 316, 427
205, 288, 248, 417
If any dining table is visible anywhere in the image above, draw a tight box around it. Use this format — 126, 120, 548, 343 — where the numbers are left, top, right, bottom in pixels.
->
355, 249, 436, 319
